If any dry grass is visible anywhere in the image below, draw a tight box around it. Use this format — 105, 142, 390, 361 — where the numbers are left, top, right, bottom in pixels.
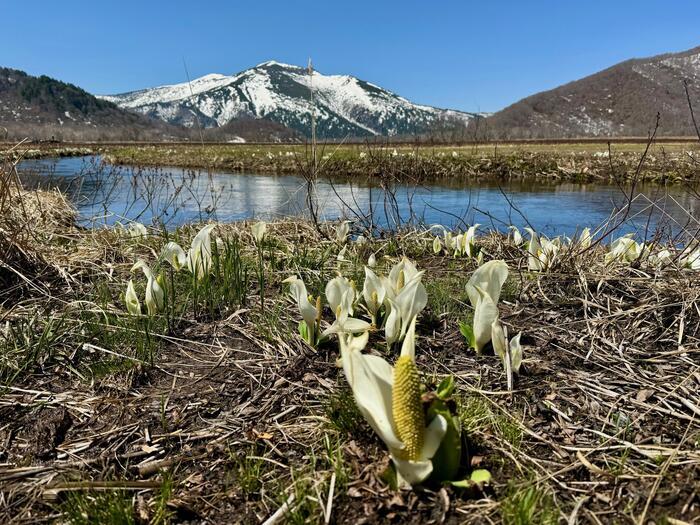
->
0, 179, 698, 524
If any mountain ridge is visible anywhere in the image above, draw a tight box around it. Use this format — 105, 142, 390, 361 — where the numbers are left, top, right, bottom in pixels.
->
99, 61, 481, 139
480, 45, 700, 138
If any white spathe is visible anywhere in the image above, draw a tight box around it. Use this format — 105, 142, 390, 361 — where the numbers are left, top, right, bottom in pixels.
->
131, 260, 164, 316
465, 260, 509, 308
340, 320, 447, 486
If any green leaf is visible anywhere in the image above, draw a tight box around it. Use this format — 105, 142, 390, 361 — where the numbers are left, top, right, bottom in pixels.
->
470, 469, 492, 484
459, 321, 475, 348
450, 469, 492, 488
436, 375, 455, 400
298, 320, 310, 343
427, 399, 462, 484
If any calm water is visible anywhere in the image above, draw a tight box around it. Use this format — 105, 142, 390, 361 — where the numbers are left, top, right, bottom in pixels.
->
18, 156, 700, 238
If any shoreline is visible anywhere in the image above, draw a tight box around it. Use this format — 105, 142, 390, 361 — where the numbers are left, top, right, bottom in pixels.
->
3, 141, 700, 184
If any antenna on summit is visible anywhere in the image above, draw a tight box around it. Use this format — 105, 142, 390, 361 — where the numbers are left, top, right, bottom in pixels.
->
307, 58, 317, 171
183, 58, 205, 147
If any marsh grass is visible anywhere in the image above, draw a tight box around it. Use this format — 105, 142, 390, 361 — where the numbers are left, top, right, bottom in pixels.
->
500, 483, 559, 525
60, 490, 135, 525
324, 385, 364, 435
105, 142, 700, 184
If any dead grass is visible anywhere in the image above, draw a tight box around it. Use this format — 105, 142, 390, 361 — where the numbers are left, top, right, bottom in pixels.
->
0, 185, 698, 524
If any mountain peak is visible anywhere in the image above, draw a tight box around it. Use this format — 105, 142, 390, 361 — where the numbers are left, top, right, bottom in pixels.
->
101, 61, 477, 138
254, 60, 301, 70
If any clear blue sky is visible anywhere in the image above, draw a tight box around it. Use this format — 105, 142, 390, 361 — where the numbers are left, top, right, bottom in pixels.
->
2, 0, 699, 112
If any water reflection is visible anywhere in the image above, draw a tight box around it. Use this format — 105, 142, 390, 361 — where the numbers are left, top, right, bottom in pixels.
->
17, 156, 700, 238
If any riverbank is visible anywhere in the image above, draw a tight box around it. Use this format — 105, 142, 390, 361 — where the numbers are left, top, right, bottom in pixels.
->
1, 184, 698, 524
103, 142, 700, 183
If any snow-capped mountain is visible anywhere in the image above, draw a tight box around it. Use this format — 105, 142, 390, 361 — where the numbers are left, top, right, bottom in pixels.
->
99, 61, 479, 139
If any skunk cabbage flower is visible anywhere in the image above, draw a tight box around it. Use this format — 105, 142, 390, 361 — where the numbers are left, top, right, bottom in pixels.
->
538, 237, 560, 269
283, 276, 321, 344
491, 318, 507, 362
463, 260, 508, 354
187, 224, 216, 278
433, 236, 442, 254
579, 228, 592, 249
323, 292, 371, 336
491, 318, 524, 389
606, 234, 645, 264
162, 242, 188, 271
471, 286, 499, 353
509, 226, 523, 246
680, 247, 700, 270
341, 320, 448, 486
384, 297, 402, 347
395, 277, 428, 339
465, 260, 509, 308
127, 222, 148, 239
326, 275, 355, 317
131, 260, 164, 316
336, 221, 350, 244
374, 258, 428, 344
363, 267, 386, 325
444, 231, 455, 253
337, 246, 348, 262
251, 221, 267, 243
648, 249, 673, 268
464, 224, 480, 257
125, 280, 141, 316
510, 333, 523, 375
384, 258, 421, 300
524, 228, 543, 271
452, 233, 464, 257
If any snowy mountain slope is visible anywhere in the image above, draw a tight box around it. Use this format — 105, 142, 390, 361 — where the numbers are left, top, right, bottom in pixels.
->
99, 61, 479, 138
482, 45, 700, 138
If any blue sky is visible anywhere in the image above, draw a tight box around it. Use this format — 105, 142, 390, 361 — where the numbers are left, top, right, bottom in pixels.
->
2, 1, 699, 112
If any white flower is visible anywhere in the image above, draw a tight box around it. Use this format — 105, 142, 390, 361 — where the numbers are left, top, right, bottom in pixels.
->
251, 221, 267, 243
680, 247, 700, 270
131, 260, 164, 316
283, 276, 319, 336
127, 222, 148, 239
161, 242, 187, 271
492, 319, 524, 390
648, 249, 673, 268
471, 286, 499, 353
336, 221, 350, 244
187, 224, 216, 277
433, 236, 442, 254
464, 224, 480, 258
578, 227, 592, 249
340, 319, 447, 486
323, 284, 371, 337
465, 260, 509, 308
465, 260, 508, 354
326, 275, 355, 317
337, 246, 348, 262
509, 226, 523, 246
125, 280, 141, 316
606, 234, 645, 264
368, 253, 377, 268
362, 267, 386, 324
524, 228, 543, 271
